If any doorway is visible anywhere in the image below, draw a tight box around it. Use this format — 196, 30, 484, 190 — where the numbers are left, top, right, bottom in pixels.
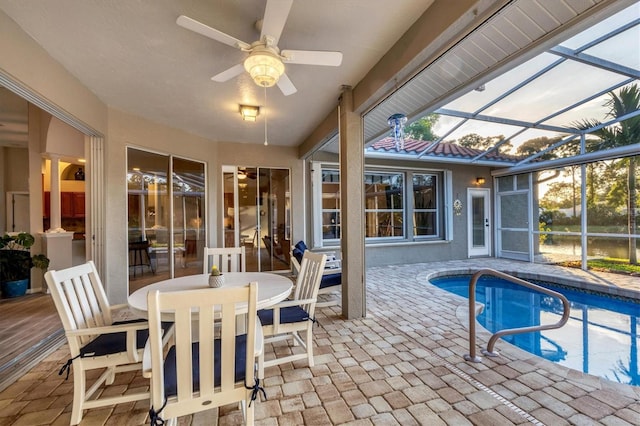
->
126, 148, 206, 292
5, 192, 29, 233
467, 188, 491, 257
223, 166, 290, 272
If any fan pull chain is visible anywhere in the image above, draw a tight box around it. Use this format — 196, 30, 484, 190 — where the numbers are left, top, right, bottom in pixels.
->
263, 86, 268, 146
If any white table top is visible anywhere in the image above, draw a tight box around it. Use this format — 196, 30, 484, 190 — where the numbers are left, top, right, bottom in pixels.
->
128, 272, 293, 319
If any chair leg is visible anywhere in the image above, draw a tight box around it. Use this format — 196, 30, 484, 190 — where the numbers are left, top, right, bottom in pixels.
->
306, 325, 314, 367
245, 397, 255, 425
258, 351, 265, 380
71, 366, 85, 425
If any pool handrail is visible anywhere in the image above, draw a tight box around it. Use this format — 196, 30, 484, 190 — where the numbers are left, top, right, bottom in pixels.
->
464, 268, 571, 363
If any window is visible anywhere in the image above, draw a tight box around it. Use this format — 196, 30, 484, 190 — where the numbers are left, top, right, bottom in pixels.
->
413, 174, 439, 237
314, 163, 447, 245
365, 172, 404, 239
321, 169, 340, 241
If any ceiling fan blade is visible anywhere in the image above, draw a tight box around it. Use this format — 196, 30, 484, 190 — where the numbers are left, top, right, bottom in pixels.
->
260, 0, 293, 45
277, 73, 297, 96
281, 50, 343, 66
211, 63, 245, 82
177, 15, 251, 50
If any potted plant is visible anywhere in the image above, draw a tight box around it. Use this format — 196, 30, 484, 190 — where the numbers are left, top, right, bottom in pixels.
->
208, 265, 225, 288
0, 232, 50, 298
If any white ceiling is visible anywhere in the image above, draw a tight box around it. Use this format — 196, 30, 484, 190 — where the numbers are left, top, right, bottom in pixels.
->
0, 0, 435, 148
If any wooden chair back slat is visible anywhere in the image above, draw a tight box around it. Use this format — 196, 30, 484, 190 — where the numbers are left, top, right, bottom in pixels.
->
147, 283, 258, 423
203, 246, 246, 274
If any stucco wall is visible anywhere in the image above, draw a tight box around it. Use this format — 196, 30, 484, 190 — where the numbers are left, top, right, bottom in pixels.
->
106, 108, 304, 303
311, 153, 496, 265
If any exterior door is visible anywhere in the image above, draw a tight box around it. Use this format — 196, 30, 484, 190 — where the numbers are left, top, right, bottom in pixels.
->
468, 188, 491, 257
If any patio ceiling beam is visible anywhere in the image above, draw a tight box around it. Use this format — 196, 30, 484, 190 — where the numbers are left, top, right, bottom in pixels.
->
569, 18, 640, 52
514, 134, 580, 166
492, 143, 640, 177
435, 108, 573, 134
414, 57, 568, 159
549, 46, 640, 79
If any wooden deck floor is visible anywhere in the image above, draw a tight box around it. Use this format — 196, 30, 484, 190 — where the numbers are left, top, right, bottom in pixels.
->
0, 293, 63, 390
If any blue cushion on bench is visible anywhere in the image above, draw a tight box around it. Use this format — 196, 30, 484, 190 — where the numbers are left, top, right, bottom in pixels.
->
292, 247, 304, 264
162, 334, 248, 398
294, 241, 308, 252
320, 273, 341, 289
257, 306, 312, 326
79, 319, 172, 357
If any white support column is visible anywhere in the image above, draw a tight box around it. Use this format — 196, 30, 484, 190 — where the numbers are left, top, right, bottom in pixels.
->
48, 155, 65, 232
43, 155, 73, 291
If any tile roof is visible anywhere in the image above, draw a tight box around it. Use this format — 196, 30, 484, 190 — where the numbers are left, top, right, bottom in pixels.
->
368, 137, 522, 163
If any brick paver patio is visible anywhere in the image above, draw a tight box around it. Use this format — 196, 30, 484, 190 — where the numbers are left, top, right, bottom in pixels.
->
1, 259, 638, 425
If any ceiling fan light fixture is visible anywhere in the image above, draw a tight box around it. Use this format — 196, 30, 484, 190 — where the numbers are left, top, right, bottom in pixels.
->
239, 104, 260, 121
244, 49, 284, 87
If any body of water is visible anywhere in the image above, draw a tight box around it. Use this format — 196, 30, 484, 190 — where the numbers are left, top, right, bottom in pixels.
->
541, 235, 639, 260
430, 275, 640, 385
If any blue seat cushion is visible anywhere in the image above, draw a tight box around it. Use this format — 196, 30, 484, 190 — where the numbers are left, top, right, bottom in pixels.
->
163, 334, 248, 398
257, 306, 311, 326
292, 247, 304, 264
320, 273, 341, 289
294, 241, 308, 252
79, 319, 172, 357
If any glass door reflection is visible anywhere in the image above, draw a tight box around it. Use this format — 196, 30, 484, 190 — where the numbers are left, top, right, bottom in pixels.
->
127, 148, 206, 292
226, 166, 290, 272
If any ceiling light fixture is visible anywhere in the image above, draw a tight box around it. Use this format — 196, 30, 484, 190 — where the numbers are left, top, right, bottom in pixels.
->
239, 105, 260, 121
243, 48, 285, 88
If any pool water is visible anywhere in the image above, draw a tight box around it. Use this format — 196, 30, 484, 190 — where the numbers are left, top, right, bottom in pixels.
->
430, 275, 640, 385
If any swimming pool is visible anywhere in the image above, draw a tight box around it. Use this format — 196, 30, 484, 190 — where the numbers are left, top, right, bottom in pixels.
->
429, 274, 640, 385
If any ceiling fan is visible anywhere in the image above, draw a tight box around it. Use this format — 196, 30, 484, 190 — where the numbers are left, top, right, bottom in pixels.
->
176, 0, 342, 96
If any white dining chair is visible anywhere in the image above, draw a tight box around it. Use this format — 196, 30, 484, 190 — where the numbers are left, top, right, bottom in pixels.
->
203, 246, 246, 273
144, 282, 262, 425
45, 261, 170, 425
257, 251, 326, 379
290, 240, 342, 307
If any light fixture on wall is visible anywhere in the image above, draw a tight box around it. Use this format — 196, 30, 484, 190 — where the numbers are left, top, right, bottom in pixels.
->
239, 105, 260, 121
476, 177, 486, 185
243, 49, 285, 88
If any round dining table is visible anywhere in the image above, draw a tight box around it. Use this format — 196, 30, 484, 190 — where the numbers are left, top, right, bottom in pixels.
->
128, 272, 293, 319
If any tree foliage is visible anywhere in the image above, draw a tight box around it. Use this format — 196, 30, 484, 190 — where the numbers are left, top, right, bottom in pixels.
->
516, 136, 563, 160
405, 114, 439, 141
572, 83, 640, 264
456, 133, 512, 152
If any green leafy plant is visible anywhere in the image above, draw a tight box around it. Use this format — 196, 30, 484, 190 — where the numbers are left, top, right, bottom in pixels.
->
0, 232, 50, 282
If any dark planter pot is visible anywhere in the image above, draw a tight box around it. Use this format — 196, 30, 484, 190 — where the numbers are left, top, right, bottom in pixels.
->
1, 278, 29, 298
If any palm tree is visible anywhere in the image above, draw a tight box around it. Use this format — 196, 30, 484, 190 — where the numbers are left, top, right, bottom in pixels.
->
573, 84, 640, 264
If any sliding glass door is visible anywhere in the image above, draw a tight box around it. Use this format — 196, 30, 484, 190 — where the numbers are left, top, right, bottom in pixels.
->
127, 148, 206, 292
223, 166, 290, 272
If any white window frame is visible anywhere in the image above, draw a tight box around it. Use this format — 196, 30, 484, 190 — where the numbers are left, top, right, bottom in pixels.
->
312, 161, 453, 247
